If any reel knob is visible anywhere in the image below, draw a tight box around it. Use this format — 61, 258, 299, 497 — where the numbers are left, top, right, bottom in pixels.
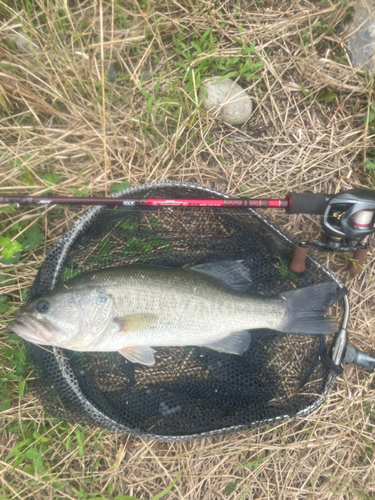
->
289, 245, 309, 273
348, 247, 369, 275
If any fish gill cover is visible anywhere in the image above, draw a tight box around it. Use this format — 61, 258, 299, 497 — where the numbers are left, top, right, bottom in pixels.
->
25, 182, 344, 441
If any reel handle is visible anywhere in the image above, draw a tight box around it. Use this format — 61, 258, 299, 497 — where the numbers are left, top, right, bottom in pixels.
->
289, 245, 369, 274
289, 245, 309, 273
347, 247, 368, 274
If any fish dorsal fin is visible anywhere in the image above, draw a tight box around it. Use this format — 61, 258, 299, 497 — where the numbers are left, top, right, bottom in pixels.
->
119, 346, 156, 365
114, 313, 157, 332
189, 261, 251, 291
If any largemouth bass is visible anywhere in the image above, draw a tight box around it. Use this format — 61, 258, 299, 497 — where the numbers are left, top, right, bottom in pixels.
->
9, 262, 345, 365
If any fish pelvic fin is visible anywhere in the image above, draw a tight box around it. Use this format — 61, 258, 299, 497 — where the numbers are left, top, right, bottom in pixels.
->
280, 283, 347, 335
202, 330, 251, 355
114, 313, 157, 332
119, 346, 156, 365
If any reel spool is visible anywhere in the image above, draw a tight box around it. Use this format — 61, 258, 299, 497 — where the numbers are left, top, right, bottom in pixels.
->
348, 209, 374, 229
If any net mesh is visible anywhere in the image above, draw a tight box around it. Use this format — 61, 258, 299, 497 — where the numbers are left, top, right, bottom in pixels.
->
26, 182, 343, 440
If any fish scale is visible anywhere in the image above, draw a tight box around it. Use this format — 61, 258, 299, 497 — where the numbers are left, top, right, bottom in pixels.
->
91, 267, 284, 346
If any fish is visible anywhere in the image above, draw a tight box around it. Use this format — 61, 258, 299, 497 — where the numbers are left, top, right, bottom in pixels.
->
8, 262, 346, 366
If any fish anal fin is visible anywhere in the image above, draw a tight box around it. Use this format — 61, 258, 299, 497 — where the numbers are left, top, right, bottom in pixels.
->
119, 346, 156, 365
114, 313, 157, 332
203, 330, 251, 355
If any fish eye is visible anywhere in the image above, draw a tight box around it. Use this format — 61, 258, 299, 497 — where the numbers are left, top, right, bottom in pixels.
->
35, 300, 50, 314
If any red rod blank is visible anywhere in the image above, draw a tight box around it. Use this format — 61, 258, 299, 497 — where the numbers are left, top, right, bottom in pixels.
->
0, 195, 290, 210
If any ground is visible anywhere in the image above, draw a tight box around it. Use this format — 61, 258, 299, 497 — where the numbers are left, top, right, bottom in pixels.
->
0, 0, 375, 499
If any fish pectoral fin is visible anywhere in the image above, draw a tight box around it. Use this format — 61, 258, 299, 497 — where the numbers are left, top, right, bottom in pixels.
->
114, 313, 157, 332
202, 331, 251, 355
118, 346, 156, 365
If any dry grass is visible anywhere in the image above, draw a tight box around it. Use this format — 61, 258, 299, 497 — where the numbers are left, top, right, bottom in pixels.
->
0, 0, 375, 498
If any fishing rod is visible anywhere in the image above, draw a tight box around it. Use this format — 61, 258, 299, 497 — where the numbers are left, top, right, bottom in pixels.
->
0, 194, 290, 209
1, 189, 375, 274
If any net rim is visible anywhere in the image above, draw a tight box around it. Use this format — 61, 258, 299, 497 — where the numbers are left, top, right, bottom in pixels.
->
39, 181, 346, 440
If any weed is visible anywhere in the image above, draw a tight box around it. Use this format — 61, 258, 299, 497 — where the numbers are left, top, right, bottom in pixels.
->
175, 31, 264, 99
43, 173, 60, 185
71, 187, 90, 197
226, 481, 237, 494
62, 266, 85, 281
121, 236, 173, 258
301, 84, 313, 102
239, 454, 269, 470
120, 218, 139, 231
317, 91, 337, 103
274, 255, 298, 281
110, 181, 131, 193
0, 218, 44, 261
364, 102, 375, 134
240, 185, 250, 196
364, 160, 375, 170
301, 21, 329, 46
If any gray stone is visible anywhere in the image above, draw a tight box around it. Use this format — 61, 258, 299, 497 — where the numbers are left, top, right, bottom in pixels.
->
141, 69, 151, 80
105, 63, 117, 82
346, 1, 375, 70
9, 33, 39, 53
199, 76, 253, 125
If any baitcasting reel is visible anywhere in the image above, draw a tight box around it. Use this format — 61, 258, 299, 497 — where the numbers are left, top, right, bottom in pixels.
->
288, 189, 375, 274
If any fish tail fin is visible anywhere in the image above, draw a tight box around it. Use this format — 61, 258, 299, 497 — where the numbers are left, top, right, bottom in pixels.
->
280, 283, 347, 335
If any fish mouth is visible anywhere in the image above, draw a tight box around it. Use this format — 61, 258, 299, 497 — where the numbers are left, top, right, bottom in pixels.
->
8, 313, 52, 346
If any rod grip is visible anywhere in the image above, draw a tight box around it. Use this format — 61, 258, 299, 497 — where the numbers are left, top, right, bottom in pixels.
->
348, 248, 368, 274
287, 192, 328, 215
289, 245, 309, 273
